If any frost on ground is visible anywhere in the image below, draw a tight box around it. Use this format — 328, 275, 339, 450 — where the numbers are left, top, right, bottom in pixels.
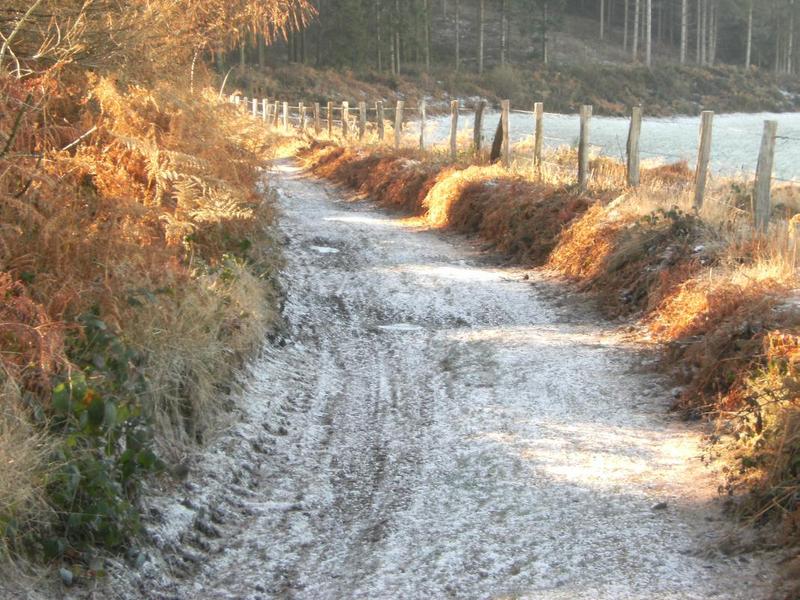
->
105, 160, 778, 599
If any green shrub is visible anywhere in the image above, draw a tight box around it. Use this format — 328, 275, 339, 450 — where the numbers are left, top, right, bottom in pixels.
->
43, 312, 162, 559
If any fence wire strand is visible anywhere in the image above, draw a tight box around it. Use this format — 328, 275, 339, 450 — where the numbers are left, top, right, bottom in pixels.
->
233, 96, 797, 188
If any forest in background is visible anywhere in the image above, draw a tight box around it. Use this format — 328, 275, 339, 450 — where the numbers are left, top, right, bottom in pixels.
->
222, 1, 800, 118
226, 1, 799, 74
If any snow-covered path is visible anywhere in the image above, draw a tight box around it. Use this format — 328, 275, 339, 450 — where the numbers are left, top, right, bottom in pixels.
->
117, 160, 777, 599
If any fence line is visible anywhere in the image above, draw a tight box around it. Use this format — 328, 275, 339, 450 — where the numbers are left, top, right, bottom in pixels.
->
231, 94, 794, 233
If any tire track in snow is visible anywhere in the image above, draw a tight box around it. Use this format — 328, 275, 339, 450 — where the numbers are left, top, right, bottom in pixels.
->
108, 158, 780, 600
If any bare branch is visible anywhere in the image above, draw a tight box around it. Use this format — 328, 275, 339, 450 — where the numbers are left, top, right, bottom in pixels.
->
0, 0, 45, 73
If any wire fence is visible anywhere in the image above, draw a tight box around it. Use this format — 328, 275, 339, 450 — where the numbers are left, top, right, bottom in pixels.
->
233, 94, 797, 231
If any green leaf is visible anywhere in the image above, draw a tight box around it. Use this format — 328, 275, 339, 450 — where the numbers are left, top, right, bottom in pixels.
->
88, 397, 105, 428
42, 537, 65, 559
52, 383, 71, 414
121, 457, 136, 481
70, 374, 88, 411
65, 464, 81, 496
103, 401, 117, 428
67, 512, 82, 530
136, 449, 157, 470
4, 518, 18, 539
116, 404, 130, 424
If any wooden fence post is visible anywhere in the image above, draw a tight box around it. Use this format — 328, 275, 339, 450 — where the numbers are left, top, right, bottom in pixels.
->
298, 102, 305, 131
327, 101, 333, 137
578, 105, 593, 191
282, 101, 289, 131
693, 110, 714, 210
252, 98, 258, 117
394, 100, 405, 150
626, 106, 642, 187
242, 96, 247, 112
789, 220, 800, 271
262, 98, 269, 122
314, 102, 321, 135
501, 99, 511, 168
754, 120, 778, 233
450, 100, 460, 160
419, 98, 427, 150
474, 99, 486, 154
273, 101, 279, 127
377, 101, 385, 141
234, 96, 241, 107
533, 102, 544, 173
341, 101, 349, 138
358, 101, 367, 140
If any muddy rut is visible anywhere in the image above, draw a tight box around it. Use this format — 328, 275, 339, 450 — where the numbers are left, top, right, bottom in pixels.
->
109, 159, 778, 599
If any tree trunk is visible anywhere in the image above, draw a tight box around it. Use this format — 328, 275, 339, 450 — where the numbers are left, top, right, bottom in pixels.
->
789, 0, 795, 74
709, 0, 717, 66
776, 9, 783, 74
624, 0, 629, 51
377, 0, 383, 71
394, 0, 401, 75
395, 29, 401, 74
680, 0, 688, 64
657, 1, 664, 43
600, 0, 605, 40
542, 1, 549, 65
695, 0, 700, 63
390, 8, 396, 75
478, 0, 485, 75
501, 0, 508, 65
414, 2, 420, 64
424, 0, 431, 70
641, 0, 646, 51
745, 1, 752, 68
700, 0, 706, 65
645, 0, 652, 66
632, 0, 640, 61
455, 0, 461, 71
505, 2, 512, 62
315, 20, 321, 66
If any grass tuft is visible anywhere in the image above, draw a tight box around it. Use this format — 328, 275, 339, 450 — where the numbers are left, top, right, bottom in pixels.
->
0, 70, 283, 564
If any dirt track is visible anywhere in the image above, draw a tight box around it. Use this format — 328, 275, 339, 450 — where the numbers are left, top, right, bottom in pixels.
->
108, 159, 778, 599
